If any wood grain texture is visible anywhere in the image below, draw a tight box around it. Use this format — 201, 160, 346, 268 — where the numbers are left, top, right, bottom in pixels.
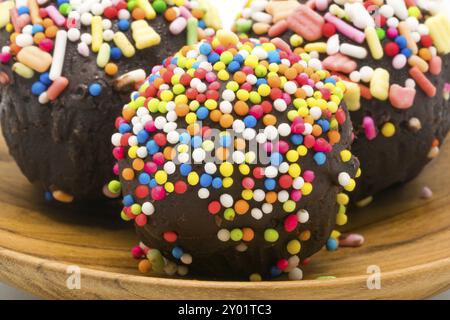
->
0, 134, 449, 299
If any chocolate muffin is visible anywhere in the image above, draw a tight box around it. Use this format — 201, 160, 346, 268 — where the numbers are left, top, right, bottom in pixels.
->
111, 32, 360, 279
0, 0, 220, 202
234, 0, 450, 203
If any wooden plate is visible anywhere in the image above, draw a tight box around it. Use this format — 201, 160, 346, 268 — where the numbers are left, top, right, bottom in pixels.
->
0, 134, 449, 300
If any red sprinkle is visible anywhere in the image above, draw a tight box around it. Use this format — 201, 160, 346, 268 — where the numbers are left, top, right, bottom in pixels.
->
208, 201, 221, 215
322, 22, 336, 38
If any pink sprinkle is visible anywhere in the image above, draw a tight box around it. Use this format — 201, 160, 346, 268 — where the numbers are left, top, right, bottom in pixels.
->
152, 152, 165, 166
389, 84, 416, 109
144, 121, 156, 132
179, 5, 192, 19
277, 259, 289, 270
303, 170, 315, 182
131, 245, 144, 259
151, 186, 166, 201
363, 116, 377, 140
113, 163, 119, 175
46, 5, 66, 26
249, 105, 264, 119
0, 52, 11, 64
313, 138, 332, 153
324, 12, 365, 43
420, 186, 433, 199
144, 162, 157, 174
386, 27, 398, 39
39, 38, 54, 52
338, 233, 365, 247
242, 177, 255, 189
284, 215, 298, 232
290, 189, 302, 201
205, 71, 216, 82
112, 147, 125, 160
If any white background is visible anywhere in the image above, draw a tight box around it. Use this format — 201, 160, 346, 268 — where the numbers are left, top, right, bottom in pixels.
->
1, 0, 449, 300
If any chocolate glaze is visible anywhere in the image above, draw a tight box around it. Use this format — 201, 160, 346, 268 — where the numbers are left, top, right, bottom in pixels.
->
0, 16, 186, 201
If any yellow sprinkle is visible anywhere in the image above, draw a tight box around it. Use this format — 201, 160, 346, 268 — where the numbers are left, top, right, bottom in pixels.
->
425, 14, 450, 54
0, 1, 14, 29
381, 122, 396, 137
131, 20, 161, 50
287, 239, 301, 255
343, 81, 361, 111
113, 32, 135, 58
304, 42, 327, 53
216, 29, 239, 46
340, 150, 352, 162
91, 16, 103, 53
12, 62, 34, 79
370, 68, 389, 101
365, 26, 383, 60
187, 172, 199, 185
136, 0, 156, 19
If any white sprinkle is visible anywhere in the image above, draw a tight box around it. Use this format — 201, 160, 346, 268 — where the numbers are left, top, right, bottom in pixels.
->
142, 202, 155, 215
338, 172, 351, 187
297, 209, 309, 223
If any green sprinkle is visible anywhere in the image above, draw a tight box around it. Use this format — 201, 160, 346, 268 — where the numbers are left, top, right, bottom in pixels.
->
224, 208, 235, 221
59, 3, 71, 16
152, 0, 167, 13
108, 180, 121, 194
230, 228, 243, 241
264, 229, 279, 242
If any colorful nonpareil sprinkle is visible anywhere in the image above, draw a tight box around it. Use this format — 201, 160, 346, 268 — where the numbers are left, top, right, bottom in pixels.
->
0, 0, 221, 103
110, 31, 359, 279
234, 0, 450, 148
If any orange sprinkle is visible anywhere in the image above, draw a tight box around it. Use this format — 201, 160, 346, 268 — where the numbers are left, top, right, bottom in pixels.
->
432, 138, 440, 147
219, 114, 234, 128
278, 64, 288, 75
234, 138, 246, 150
263, 114, 277, 126
233, 71, 247, 83
187, 123, 201, 136
418, 48, 432, 61
242, 228, 255, 242
33, 32, 45, 44
209, 109, 222, 122
138, 259, 152, 273
293, 62, 305, 73
42, 18, 54, 28
299, 230, 311, 241
234, 100, 249, 116
265, 191, 277, 204
163, 146, 175, 160
328, 130, 341, 145
267, 75, 281, 88
164, 7, 178, 21
122, 106, 136, 121
294, 88, 307, 99
45, 25, 58, 38
105, 63, 118, 76
215, 147, 229, 161
284, 67, 298, 80
234, 199, 249, 215
132, 159, 144, 171
153, 77, 164, 89
122, 168, 135, 180
312, 124, 323, 137
9, 43, 21, 55
191, 8, 204, 19
132, 8, 145, 20
175, 103, 189, 117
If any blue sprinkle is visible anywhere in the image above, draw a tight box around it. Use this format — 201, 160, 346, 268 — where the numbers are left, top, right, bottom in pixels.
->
138, 173, 151, 185
313, 152, 326, 165
146, 140, 159, 155
88, 83, 102, 96
264, 178, 276, 190
31, 81, 47, 96
180, 164, 192, 176
220, 135, 231, 147
324, 77, 336, 85
39, 72, 52, 85
326, 238, 338, 251
401, 47, 412, 58
118, 19, 130, 31
270, 266, 282, 277
191, 136, 202, 148
267, 50, 280, 63
172, 246, 184, 259
123, 195, 134, 207
243, 115, 257, 128
212, 177, 223, 189
290, 134, 304, 145
198, 20, 206, 29
44, 191, 53, 202
227, 61, 241, 73
17, 6, 30, 15
270, 152, 283, 166
56, 0, 69, 5
256, 78, 268, 87
110, 47, 122, 60
395, 35, 407, 49
149, 179, 157, 188
179, 132, 191, 144
317, 119, 330, 132
233, 54, 244, 64
118, 123, 131, 134
131, 92, 140, 100
199, 43, 212, 55
192, 61, 201, 69
208, 52, 220, 64
32, 24, 44, 34
196, 106, 209, 120
137, 130, 149, 144
200, 174, 213, 187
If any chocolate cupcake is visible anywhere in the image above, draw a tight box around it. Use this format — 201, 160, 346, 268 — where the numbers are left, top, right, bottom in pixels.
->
111, 32, 360, 279
235, 0, 450, 203
0, 0, 220, 202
